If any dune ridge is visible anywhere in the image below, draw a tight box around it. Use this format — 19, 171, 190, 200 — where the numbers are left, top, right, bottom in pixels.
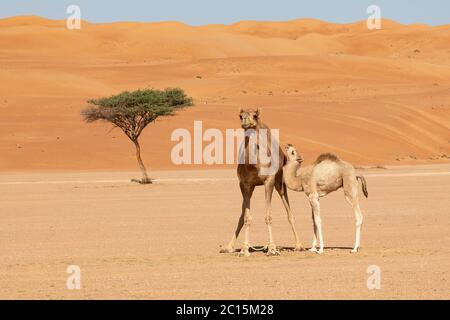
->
0, 16, 449, 171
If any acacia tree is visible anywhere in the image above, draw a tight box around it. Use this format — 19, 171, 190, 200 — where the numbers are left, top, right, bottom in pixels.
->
82, 88, 193, 184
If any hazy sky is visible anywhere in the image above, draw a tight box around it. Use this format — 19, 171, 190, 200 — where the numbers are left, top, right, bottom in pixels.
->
1, 0, 449, 26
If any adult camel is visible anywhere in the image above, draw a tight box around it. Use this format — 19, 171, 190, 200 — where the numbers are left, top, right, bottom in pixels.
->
220, 108, 303, 256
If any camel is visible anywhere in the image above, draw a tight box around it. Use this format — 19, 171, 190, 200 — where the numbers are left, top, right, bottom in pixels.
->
220, 108, 303, 256
282, 144, 368, 254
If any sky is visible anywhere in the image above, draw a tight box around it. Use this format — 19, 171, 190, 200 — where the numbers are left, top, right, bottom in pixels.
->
1, 0, 449, 26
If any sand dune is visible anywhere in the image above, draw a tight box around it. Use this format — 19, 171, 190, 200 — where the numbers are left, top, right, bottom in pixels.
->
0, 16, 449, 171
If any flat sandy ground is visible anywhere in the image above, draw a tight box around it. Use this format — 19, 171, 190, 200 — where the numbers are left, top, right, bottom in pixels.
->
1, 164, 449, 299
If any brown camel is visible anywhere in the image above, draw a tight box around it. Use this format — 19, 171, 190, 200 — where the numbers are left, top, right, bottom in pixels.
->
220, 108, 303, 256
282, 144, 368, 254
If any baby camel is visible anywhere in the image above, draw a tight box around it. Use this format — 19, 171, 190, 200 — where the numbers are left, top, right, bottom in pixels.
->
282, 144, 368, 254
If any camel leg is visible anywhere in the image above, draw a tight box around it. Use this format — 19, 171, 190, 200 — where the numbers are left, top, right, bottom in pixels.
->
345, 193, 363, 253
220, 182, 246, 253
309, 208, 318, 252
276, 182, 303, 251
264, 180, 279, 256
238, 185, 255, 257
309, 193, 324, 254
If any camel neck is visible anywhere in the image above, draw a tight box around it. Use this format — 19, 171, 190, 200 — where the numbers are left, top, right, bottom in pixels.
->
283, 161, 303, 191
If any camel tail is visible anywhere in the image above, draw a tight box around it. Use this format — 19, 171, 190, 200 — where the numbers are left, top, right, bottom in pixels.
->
357, 176, 368, 198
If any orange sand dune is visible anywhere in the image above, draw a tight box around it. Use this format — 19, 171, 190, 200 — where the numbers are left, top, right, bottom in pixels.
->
0, 16, 449, 171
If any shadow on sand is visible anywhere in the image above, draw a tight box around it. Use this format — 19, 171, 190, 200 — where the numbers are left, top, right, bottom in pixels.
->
220, 245, 354, 253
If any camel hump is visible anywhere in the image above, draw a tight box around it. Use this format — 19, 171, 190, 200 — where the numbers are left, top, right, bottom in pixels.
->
314, 153, 340, 165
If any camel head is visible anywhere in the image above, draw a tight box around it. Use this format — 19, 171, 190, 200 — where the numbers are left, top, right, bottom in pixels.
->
239, 108, 261, 130
285, 144, 303, 164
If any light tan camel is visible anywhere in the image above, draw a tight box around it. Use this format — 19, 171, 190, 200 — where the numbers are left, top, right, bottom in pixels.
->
282, 144, 368, 254
220, 108, 303, 256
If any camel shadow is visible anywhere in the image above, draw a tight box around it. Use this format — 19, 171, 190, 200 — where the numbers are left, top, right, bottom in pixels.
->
259, 245, 354, 252
220, 245, 354, 254
278, 246, 354, 252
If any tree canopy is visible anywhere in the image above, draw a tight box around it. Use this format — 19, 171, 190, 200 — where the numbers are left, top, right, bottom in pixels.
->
82, 88, 193, 141
81, 88, 193, 184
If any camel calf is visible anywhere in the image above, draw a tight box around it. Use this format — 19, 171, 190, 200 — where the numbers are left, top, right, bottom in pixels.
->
282, 144, 368, 254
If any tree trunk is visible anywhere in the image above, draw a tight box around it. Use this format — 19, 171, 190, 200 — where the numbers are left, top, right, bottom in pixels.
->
132, 139, 151, 184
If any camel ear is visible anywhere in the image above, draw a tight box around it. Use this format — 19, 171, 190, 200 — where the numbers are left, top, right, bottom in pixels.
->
256, 108, 261, 117
239, 107, 244, 114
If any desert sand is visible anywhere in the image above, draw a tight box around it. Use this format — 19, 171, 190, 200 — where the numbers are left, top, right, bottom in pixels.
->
0, 165, 449, 299
0, 16, 449, 300
0, 16, 449, 171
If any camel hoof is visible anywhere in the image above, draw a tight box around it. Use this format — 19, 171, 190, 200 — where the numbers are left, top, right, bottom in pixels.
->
309, 247, 318, 252
219, 247, 234, 254
266, 244, 280, 256
237, 249, 251, 257
266, 249, 281, 256
317, 248, 324, 254
350, 248, 358, 253
294, 244, 305, 252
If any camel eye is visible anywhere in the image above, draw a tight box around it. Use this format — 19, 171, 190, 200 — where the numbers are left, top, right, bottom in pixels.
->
253, 114, 258, 120
239, 115, 243, 120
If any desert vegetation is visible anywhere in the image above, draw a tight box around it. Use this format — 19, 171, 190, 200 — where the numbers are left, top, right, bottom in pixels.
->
82, 88, 193, 183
